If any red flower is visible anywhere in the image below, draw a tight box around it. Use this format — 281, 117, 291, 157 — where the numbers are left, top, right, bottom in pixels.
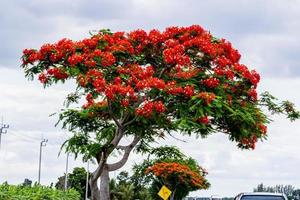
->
38, 73, 48, 84
77, 74, 87, 87
197, 92, 216, 104
183, 85, 195, 97
198, 116, 210, 124
202, 77, 219, 88
258, 123, 267, 135
121, 99, 130, 107
93, 78, 106, 93
248, 88, 258, 101
47, 68, 68, 80
100, 52, 116, 67
136, 101, 166, 117
83, 93, 94, 109
68, 54, 84, 65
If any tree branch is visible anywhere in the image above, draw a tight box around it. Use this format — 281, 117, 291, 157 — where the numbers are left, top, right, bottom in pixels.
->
110, 127, 124, 147
123, 117, 137, 127
108, 99, 122, 128
91, 152, 108, 182
107, 135, 141, 171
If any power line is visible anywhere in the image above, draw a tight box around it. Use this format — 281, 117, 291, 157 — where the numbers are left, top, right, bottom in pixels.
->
9, 131, 39, 143
8, 129, 64, 146
0, 117, 9, 150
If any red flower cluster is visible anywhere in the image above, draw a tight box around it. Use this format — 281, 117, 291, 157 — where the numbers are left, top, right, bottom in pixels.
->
248, 88, 258, 102
104, 84, 135, 100
47, 68, 68, 80
169, 65, 201, 79
240, 135, 258, 150
214, 67, 234, 80
183, 85, 195, 97
233, 64, 260, 87
259, 123, 267, 135
38, 73, 48, 84
37, 68, 68, 84
164, 81, 195, 97
163, 45, 190, 65
136, 77, 165, 90
202, 77, 220, 88
198, 116, 210, 124
145, 162, 208, 188
165, 81, 184, 95
100, 52, 116, 67
83, 93, 94, 109
68, 54, 84, 66
197, 92, 216, 104
136, 101, 166, 117
22, 49, 39, 64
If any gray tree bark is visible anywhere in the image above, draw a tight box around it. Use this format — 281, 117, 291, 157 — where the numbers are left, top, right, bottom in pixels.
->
89, 135, 141, 200
89, 173, 101, 200
100, 166, 110, 200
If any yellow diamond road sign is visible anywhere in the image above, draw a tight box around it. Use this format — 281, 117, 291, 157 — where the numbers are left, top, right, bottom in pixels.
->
158, 185, 172, 200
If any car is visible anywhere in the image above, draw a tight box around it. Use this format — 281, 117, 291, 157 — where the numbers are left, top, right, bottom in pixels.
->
234, 192, 288, 200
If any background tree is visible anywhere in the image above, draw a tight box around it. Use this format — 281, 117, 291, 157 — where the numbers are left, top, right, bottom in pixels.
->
292, 189, 300, 200
109, 171, 151, 200
22, 25, 299, 200
22, 178, 32, 187
55, 167, 91, 199
132, 146, 209, 200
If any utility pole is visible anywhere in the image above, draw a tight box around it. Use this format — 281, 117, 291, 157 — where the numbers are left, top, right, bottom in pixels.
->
38, 138, 48, 184
64, 152, 69, 191
0, 117, 9, 150
85, 161, 89, 200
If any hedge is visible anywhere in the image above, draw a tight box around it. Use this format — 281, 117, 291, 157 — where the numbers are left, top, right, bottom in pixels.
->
0, 183, 81, 200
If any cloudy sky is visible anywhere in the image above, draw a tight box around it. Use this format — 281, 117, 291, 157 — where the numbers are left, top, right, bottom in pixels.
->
1, 0, 300, 197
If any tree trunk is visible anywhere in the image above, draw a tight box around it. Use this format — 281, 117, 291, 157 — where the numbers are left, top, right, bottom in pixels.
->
100, 166, 110, 200
89, 174, 101, 200
88, 134, 140, 200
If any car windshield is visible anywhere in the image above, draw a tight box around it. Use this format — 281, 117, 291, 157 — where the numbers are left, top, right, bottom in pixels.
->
241, 195, 285, 200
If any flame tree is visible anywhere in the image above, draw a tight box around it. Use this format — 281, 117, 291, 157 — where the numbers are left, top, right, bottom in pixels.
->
132, 146, 210, 200
22, 25, 299, 200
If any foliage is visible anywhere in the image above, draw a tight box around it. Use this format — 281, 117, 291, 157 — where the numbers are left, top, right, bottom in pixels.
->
55, 167, 91, 199
293, 190, 300, 200
0, 183, 80, 200
133, 146, 209, 200
109, 171, 152, 200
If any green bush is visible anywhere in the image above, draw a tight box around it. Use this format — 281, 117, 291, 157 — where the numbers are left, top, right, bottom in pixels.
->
0, 183, 80, 200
